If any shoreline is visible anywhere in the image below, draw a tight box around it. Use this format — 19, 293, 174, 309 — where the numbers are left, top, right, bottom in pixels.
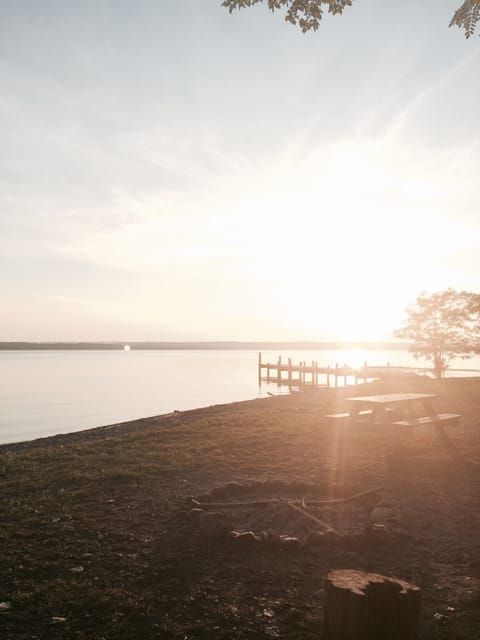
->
0, 394, 278, 452
2, 374, 479, 451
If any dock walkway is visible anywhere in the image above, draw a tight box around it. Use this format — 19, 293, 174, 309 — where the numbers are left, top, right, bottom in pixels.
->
258, 353, 401, 388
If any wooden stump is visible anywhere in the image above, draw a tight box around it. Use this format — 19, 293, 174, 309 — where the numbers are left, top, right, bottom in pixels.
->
324, 569, 420, 640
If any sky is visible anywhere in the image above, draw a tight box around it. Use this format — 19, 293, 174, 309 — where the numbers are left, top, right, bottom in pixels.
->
1, 0, 479, 342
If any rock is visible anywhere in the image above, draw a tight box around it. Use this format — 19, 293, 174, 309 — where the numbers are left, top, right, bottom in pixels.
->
279, 536, 301, 550
264, 531, 281, 546
321, 529, 342, 545
224, 481, 247, 497
198, 512, 231, 538
266, 479, 287, 493
304, 531, 325, 548
228, 531, 261, 547
208, 486, 227, 500
370, 505, 397, 524
364, 524, 389, 545
433, 612, 447, 622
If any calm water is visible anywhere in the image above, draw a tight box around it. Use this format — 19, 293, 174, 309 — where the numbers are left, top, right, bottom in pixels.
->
1, 349, 479, 445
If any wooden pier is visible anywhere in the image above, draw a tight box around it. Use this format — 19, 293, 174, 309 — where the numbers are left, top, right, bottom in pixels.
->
257, 353, 393, 388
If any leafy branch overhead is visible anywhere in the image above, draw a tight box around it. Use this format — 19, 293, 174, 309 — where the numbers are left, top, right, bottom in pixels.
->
222, 0, 352, 33
222, 0, 480, 37
450, 0, 480, 37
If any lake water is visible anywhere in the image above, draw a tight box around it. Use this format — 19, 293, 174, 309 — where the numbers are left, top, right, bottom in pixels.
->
2, 349, 480, 445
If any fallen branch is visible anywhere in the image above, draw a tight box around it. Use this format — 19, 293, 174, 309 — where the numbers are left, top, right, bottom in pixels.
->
190, 498, 280, 509
308, 485, 383, 505
286, 501, 346, 536
189, 485, 382, 511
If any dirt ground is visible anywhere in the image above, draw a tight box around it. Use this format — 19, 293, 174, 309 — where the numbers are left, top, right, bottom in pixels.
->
1, 375, 480, 639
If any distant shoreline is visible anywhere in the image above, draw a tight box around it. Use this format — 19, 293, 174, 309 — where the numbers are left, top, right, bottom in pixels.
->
0, 341, 410, 351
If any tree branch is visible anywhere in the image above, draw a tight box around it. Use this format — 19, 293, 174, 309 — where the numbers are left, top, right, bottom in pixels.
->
222, 0, 480, 37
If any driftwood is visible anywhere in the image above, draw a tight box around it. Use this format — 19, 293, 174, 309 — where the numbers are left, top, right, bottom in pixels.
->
189, 485, 382, 511
324, 569, 420, 640
285, 500, 346, 536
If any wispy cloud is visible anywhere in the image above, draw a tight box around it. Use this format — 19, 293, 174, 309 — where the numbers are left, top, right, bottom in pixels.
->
1, 0, 479, 340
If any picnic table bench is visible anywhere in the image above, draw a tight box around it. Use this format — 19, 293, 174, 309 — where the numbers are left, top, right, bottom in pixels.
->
325, 408, 393, 423
391, 413, 461, 428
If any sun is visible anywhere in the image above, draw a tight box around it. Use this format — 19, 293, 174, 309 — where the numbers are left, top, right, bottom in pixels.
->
225, 137, 464, 342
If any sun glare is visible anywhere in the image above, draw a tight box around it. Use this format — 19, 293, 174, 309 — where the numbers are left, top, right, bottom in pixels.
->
234, 139, 462, 342
342, 349, 371, 369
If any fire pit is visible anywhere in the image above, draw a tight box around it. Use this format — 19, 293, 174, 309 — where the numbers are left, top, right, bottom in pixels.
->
185, 479, 394, 551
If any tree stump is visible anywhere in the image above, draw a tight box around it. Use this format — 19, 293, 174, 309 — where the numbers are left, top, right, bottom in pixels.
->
324, 569, 420, 640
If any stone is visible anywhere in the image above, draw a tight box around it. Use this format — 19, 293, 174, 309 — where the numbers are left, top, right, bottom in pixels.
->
279, 536, 301, 550
224, 481, 247, 497
228, 531, 261, 547
321, 529, 342, 545
264, 531, 281, 546
209, 486, 228, 500
304, 531, 325, 548
198, 512, 230, 538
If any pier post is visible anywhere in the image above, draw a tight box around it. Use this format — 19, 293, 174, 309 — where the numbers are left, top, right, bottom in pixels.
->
288, 358, 292, 387
335, 363, 339, 388
258, 352, 262, 386
277, 356, 282, 385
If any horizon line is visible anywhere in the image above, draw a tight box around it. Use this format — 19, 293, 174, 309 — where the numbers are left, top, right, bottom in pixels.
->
0, 340, 410, 350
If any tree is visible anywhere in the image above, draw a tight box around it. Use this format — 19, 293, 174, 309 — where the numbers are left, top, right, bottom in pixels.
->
394, 289, 480, 378
222, 0, 480, 38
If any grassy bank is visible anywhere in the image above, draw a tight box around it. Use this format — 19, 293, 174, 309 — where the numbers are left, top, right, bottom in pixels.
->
1, 376, 480, 639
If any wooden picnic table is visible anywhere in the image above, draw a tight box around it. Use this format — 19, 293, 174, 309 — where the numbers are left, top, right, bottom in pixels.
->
344, 393, 438, 427
325, 393, 463, 478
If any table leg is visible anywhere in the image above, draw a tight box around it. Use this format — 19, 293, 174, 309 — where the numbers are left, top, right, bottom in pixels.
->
421, 398, 436, 416
382, 406, 394, 426
348, 404, 363, 426
403, 402, 416, 420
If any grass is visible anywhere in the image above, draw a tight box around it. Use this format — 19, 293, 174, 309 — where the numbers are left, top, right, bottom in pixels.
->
1, 376, 480, 639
